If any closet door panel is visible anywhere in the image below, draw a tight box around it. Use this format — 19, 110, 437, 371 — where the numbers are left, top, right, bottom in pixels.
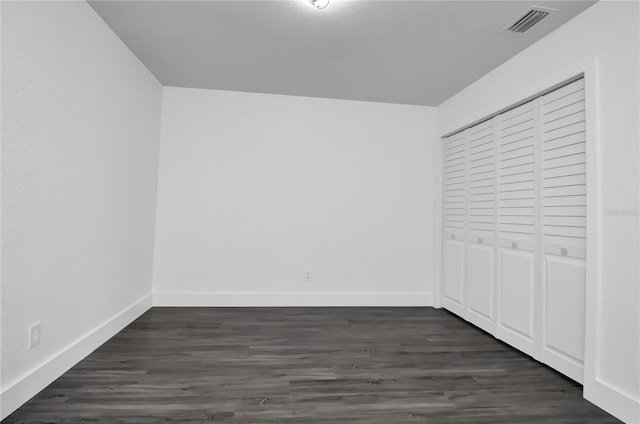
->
497, 100, 537, 356
442, 131, 467, 316
540, 78, 587, 381
466, 119, 497, 331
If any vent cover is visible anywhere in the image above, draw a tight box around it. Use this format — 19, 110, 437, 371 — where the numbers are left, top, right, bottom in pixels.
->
503, 6, 557, 33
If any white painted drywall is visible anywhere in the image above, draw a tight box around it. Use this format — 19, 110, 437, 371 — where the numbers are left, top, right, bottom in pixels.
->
437, 2, 639, 422
153, 88, 437, 305
1, 1, 162, 418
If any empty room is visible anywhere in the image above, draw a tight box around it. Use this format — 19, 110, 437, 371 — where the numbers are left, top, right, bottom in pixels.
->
1, 0, 639, 422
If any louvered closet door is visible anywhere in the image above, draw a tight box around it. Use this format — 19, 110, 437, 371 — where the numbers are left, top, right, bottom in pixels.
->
496, 100, 537, 356
442, 131, 467, 316
540, 79, 586, 382
466, 119, 497, 333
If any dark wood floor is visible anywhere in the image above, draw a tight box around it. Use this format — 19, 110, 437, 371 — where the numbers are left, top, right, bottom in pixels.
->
4, 307, 621, 423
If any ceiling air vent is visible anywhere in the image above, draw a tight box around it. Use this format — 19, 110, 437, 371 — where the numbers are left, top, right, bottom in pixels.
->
502, 6, 557, 34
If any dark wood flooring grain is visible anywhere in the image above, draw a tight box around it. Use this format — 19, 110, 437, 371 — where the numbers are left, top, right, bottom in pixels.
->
3, 307, 621, 423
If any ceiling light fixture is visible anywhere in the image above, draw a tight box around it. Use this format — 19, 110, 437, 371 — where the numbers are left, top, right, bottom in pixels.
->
308, 0, 329, 9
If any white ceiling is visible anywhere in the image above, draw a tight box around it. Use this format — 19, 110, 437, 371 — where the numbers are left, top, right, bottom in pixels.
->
89, 0, 597, 106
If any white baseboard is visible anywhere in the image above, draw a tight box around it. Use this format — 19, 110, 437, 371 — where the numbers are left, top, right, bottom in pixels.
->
153, 291, 434, 307
584, 378, 640, 424
0, 294, 153, 420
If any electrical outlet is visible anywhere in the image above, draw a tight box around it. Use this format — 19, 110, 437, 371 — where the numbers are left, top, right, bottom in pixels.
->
29, 322, 41, 350
304, 270, 312, 282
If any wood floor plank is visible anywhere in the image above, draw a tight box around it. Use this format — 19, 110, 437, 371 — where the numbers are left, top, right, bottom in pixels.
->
3, 307, 621, 423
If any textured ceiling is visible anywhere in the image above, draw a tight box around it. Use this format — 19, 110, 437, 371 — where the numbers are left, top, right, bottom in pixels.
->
89, 0, 597, 106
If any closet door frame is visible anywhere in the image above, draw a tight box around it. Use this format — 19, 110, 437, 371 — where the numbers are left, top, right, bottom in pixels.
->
436, 62, 601, 391
434, 130, 443, 308
580, 60, 605, 409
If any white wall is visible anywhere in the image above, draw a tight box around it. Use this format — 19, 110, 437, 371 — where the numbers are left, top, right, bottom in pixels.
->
437, 2, 639, 422
1, 1, 162, 418
153, 87, 437, 306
